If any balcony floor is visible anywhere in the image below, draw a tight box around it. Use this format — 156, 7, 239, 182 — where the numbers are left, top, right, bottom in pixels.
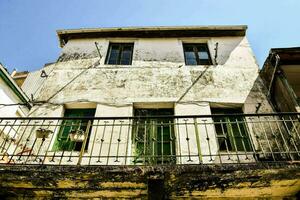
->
0, 162, 299, 199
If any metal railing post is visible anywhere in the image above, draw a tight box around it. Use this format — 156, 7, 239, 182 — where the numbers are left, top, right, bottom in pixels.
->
193, 118, 202, 163
77, 120, 92, 166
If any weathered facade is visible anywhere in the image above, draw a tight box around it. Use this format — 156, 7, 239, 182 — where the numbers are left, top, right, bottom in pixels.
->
1, 26, 300, 199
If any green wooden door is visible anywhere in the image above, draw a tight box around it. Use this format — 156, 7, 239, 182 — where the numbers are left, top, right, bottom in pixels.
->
212, 108, 252, 152
52, 109, 95, 151
133, 109, 175, 164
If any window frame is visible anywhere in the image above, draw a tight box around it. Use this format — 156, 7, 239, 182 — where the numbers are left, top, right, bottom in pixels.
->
132, 108, 176, 164
211, 108, 252, 153
183, 43, 212, 65
52, 108, 96, 152
105, 42, 134, 65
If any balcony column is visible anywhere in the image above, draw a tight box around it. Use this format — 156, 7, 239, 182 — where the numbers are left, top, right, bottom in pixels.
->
86, 104, 133, 165
174, 102, 218, 164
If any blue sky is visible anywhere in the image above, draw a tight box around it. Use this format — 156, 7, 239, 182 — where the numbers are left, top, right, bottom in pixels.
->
0, 0, 299, 72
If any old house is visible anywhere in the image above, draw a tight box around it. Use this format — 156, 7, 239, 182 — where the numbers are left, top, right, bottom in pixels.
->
0, 26, 300, 199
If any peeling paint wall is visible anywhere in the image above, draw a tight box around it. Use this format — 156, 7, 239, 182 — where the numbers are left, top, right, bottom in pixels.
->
32, 37, 261, 106
20, 34, 278, 165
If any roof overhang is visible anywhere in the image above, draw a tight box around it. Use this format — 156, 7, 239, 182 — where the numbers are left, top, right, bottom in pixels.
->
57, 25, 247, 47
0, 63, 31, 109
270, 47, 300, 65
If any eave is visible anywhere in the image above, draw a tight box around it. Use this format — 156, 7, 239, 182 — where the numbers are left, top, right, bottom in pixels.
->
57, 25, 247, 47
0, 64, 31, 109
270, 47, 300, 65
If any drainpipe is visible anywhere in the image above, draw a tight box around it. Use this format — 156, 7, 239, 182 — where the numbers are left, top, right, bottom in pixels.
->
267, 53, 280, 97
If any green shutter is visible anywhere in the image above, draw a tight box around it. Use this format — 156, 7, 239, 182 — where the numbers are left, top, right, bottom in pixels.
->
212, 108, 252, 152
52, 109, 95, 151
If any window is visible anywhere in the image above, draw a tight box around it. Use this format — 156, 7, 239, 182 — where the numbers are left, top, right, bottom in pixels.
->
132, 109, 175, 164
183, 43, 212, 65
211, 108, 252, 152
52, 109, 95, 151
105, 43, 134, 65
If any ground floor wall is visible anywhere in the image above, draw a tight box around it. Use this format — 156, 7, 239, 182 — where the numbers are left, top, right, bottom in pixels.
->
0, 163, 299, 199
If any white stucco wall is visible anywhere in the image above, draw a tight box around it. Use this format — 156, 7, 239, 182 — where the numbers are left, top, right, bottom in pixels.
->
0, 72, 30, 163
0, 78, 28, 117
30, 36, 260, 106
19, 34, 275, 165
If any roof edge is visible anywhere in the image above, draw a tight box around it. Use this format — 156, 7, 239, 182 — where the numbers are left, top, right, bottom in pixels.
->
0, 63, 31, 108
57, 25, 247, 47
57, 25, 247, 34
270, 47, 300, 54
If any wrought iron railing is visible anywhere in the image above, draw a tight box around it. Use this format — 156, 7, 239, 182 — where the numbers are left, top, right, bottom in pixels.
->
0, 113, 299, 166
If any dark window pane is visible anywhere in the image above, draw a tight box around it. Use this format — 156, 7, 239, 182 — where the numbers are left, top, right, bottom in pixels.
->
199, 59, 211, 65
218, 138, 227, 151
184, 44, 211, 65
157, 142, 171, 155
197, 45, 211, 64
106, 43, 133, 65
185, 51, 197, 65
196, 45, 207, 52
213, 117, 232, 151
184, 45, 197, 65
198, 51, 209, 60
198, 50, 211, 65
108, 47, 120, 64
120, 47, 132, 65
214, 118, 225, 135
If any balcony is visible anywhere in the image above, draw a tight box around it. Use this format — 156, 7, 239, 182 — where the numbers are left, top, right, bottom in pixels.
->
0, 113, 299, 166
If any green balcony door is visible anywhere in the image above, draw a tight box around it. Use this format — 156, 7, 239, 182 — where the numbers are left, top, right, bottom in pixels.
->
212, 108, 252, 152
52, 109, 95, 151
133, 109, 175, 164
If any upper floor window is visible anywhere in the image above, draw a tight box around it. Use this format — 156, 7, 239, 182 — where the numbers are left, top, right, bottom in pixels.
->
183, 43, 212, 65
105, 43, 134, 65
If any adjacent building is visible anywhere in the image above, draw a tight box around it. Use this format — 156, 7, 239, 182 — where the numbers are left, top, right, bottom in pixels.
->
0, 63, 30, 117
11, 70, 29, 88
0, 26, 299, 199
261, 47, 300, 112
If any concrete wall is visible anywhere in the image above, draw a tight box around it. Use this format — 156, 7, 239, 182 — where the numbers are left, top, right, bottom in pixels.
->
1, 164, 299, 199
38, 36, 259, 105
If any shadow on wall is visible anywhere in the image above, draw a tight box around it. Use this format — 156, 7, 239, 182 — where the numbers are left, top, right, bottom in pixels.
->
55, 37, 246, 65
214, 37, 245, 66
244, 76, 275, 114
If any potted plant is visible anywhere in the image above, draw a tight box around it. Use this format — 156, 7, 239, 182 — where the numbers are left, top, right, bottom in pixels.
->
69, 129, 85, 142
36, 128, 53, 138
